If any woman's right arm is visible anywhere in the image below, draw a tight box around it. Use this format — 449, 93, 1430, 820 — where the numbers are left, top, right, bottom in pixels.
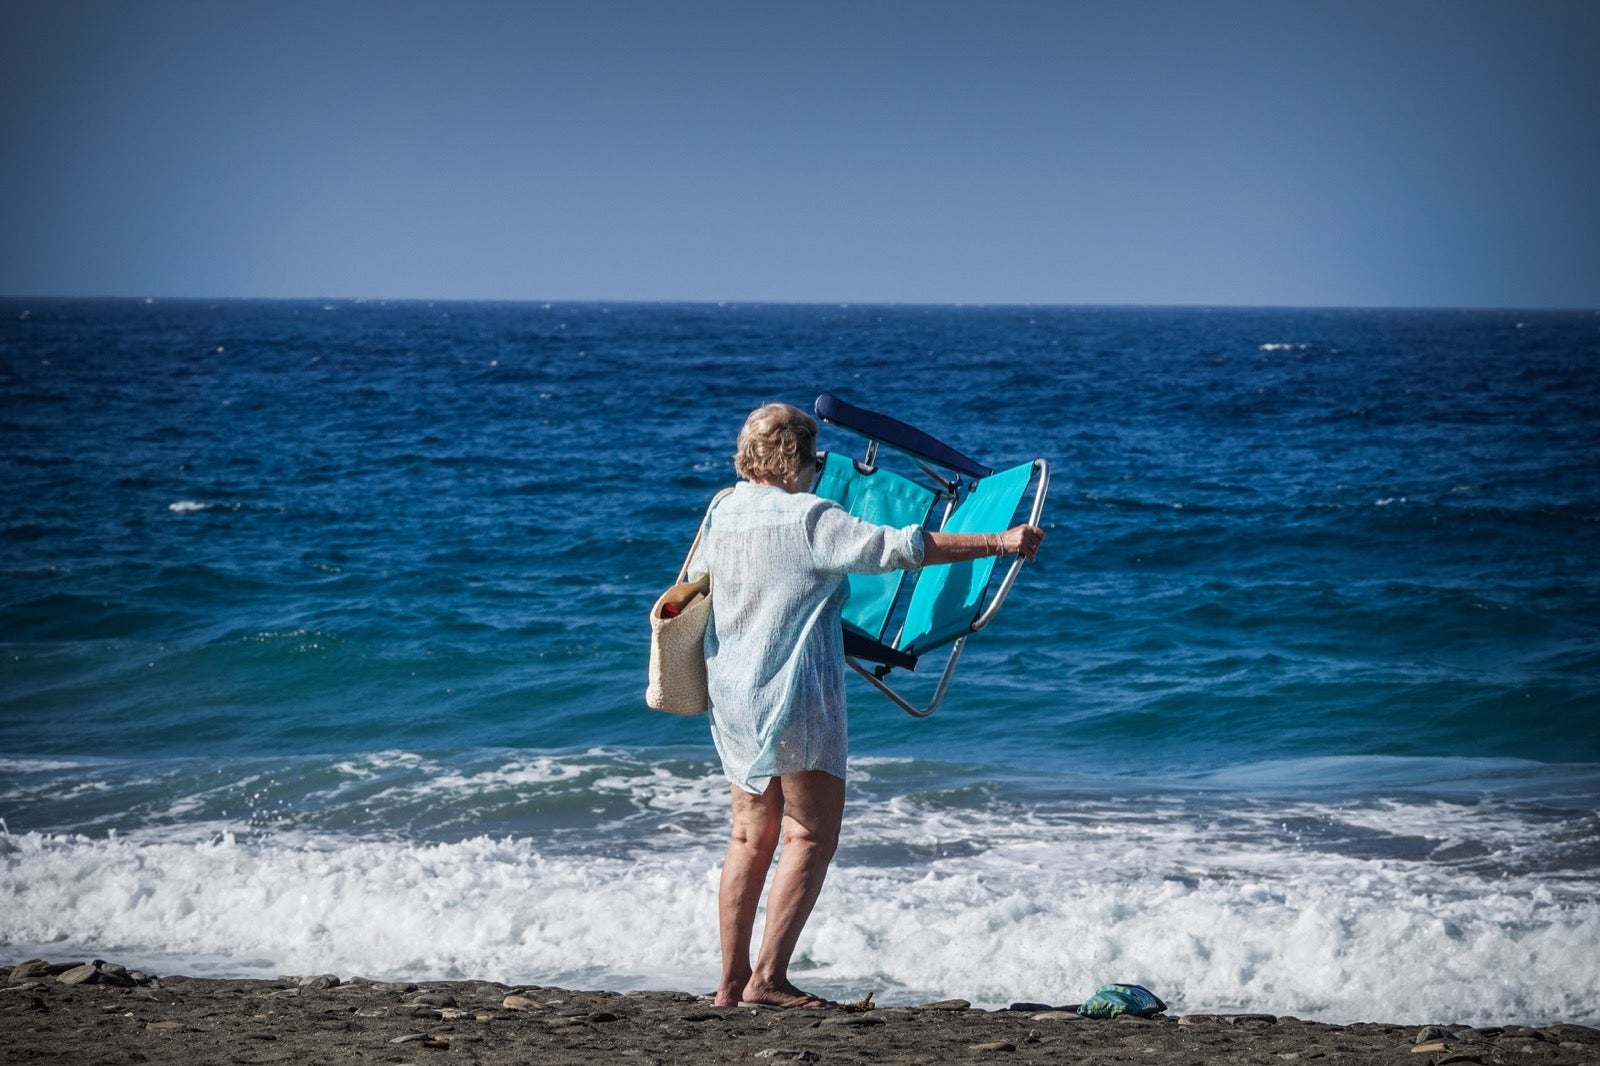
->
921, 524, 1045, 566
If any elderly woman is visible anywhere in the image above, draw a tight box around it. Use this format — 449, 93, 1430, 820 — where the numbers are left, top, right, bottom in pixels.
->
689, 402, 1044, 1009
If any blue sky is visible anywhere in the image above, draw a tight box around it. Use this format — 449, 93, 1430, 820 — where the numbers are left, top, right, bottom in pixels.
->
3, 1, 1596, 307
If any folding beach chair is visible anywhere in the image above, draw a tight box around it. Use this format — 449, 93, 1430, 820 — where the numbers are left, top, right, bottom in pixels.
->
810, 394, 1050, 717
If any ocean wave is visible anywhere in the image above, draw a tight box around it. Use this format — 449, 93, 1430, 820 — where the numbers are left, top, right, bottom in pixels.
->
3, 805, 1595, 1025
4, 751, 1599, 1024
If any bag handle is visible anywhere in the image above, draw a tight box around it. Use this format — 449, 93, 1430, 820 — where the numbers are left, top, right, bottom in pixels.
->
676, 487, 734, 583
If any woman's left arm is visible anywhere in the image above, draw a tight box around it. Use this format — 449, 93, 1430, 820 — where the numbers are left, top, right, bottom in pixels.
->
922, 524, 1045, 566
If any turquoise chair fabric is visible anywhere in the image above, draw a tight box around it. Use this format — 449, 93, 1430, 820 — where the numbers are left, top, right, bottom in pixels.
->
899, 461, 1036, 656
814, 452, 936, 641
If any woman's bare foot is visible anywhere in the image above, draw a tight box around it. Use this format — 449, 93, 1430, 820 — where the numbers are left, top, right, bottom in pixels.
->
740, 976, 835, 1009
713, 976, 750, 1008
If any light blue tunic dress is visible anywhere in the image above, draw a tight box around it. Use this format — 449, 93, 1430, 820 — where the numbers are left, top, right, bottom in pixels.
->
687, 482, 925, 795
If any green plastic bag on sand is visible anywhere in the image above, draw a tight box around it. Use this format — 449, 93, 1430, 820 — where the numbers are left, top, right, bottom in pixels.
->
1076, 983, 1167, 1019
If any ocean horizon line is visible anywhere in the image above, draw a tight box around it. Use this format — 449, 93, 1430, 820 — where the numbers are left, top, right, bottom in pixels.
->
5, 294, 1597, 314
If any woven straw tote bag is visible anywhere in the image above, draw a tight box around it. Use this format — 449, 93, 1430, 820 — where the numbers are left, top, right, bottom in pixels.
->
645, 488, 731, 714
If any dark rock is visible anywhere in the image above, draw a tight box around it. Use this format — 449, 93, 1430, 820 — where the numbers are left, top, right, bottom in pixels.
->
1008, 1001, 1052, 1012
755, 1052, 820, 1063
919, 998, 970, 1011
298, 974, 340, 990
821, 1013, 886, 1027
408, 991, 458, 1008
95, 964, 135, 988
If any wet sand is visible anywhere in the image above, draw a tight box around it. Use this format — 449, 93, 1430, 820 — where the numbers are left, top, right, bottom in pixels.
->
4, 960, 1598, 1065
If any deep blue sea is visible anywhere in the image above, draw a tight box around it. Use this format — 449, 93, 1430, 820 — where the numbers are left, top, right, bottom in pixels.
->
3, 298, 1598, 1024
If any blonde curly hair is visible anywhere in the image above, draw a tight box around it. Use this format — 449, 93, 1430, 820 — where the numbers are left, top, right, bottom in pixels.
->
734, 403, 818, 484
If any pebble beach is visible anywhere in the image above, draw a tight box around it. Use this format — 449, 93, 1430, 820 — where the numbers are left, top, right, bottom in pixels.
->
4, 960, 1598, 1066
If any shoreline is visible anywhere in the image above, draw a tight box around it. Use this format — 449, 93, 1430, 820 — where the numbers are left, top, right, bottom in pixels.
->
5, 961, 1598, 1065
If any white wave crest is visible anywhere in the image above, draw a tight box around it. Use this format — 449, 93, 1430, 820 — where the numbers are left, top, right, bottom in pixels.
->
4, 801, 1595, 1026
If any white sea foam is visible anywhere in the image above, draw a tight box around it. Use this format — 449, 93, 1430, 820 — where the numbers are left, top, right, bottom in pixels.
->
4, 788, 1596, 1025
168, 500, 211, 514
0, 759, 92, 773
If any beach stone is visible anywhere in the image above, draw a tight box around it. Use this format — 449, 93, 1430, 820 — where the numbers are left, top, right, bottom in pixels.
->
299, 974, 341, 990
1223, 1013, 1280, 1026
400, 1006, 443, 1021
7, 960, 56, 983
1418, 1027, 1453, 1043
821, 1013, 885, 1027
969, 1041, 1016, 1052
755, 1050, 820, 1062
95, 964, 135, 988
919, 998, 970, 1011
372, 981, 419, 993
1008, 1001, 1052, 1012
408, 991, 458, 1007
503, 994, 540, 1010
146, 1020, 189, 1032
629, 990, 700, 1003
57, 964, 102, 986
1030, 1011, 1085, 1022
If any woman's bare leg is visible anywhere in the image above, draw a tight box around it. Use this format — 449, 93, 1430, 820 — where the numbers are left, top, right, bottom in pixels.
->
742, 770, 844, 1007
715, 780, 783, 1006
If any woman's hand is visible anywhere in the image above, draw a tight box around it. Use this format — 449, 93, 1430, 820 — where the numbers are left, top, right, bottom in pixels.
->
1002, 524, 1046, 562
922, 524, 1046, 566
